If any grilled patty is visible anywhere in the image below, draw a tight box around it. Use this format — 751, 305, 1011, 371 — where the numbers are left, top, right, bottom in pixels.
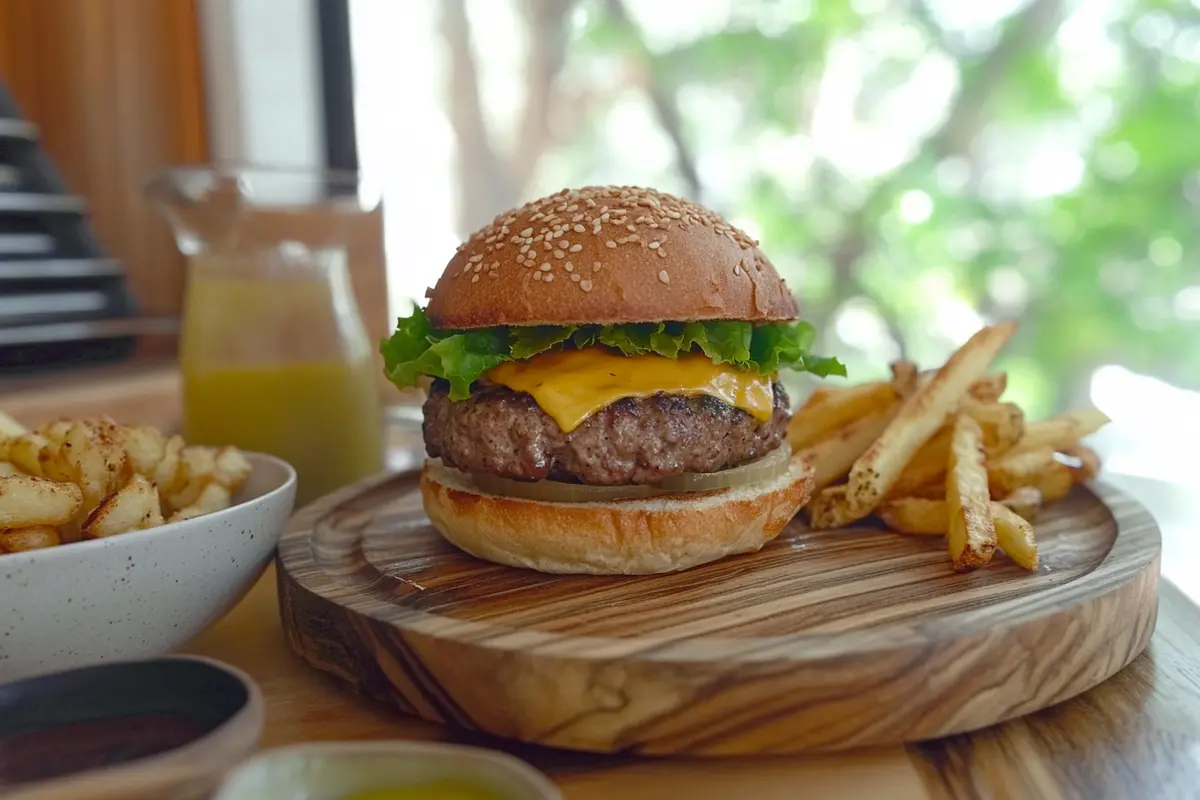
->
422, 380, 790, 485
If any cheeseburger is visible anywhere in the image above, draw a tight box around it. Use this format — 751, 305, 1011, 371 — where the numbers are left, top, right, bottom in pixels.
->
382, 186, 844, 575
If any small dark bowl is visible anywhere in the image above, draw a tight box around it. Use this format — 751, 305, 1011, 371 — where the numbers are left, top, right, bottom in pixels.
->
0, 655, 263, 800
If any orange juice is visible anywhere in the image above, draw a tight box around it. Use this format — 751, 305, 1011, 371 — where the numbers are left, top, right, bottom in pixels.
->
180, 258, 385, 506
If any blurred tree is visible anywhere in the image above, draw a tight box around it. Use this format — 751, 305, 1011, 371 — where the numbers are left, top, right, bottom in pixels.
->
439, 0, 1200, 417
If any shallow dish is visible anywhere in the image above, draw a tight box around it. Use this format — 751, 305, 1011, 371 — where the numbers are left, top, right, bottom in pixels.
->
212, 741, 563, 800
1, 655, 263, 800
0, 452, 296, 682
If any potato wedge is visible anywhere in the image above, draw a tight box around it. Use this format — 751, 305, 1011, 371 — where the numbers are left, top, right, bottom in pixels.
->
788, 381, 897, 450
0, 475, 83, 528
153, 435, 187, 500
120, 425, 168, 478
8, 433, 50, 478
964, 402, 1025, 454
166, 446, 218, 511
946, 414, 997, 570
991, 502, 1038, 571
62, 421, 131, 509
0, 525, 61, 553
799, 407, 895, 492
998, 486, 1042, 522
168, 482, 232, 522
82, 475, 164, 539
213, 446, 253, 494
877, 497, 946, 535
38, 418, 73, 444
845, 323, 1016, 522
1009, 408, 1111, 455
0, 410, 26, 439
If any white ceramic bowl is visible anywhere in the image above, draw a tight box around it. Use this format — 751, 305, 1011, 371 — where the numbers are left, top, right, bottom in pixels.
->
212, 741, 563, 800
0, 453, 296, 683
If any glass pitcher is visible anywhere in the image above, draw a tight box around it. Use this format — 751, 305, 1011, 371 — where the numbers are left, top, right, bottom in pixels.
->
147, 165, 384, 507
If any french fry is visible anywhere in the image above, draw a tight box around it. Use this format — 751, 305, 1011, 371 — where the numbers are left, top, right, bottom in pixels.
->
799, 408, 895, 492
844, 323, 1016, 523
998, 486, 1042, 521
788, 381, 897, 450
1060, 444, 1101, 483
988, 448, 1074, 502
81, 475, 165, 539
967, 373, 1007, 403
0, 410, 27, 439
0, 475, 83, 528
806, 484, 853, 530
0, 526, 61, 553
991, 502, 1038, 570
885, 402, 1023, 500
946, 414, 997, 570
1009, 408, 1110, 455
877, 497, 945, 535
878, 497, 1037, 571
169, 483, 232, 523
916, 370, 1007, 403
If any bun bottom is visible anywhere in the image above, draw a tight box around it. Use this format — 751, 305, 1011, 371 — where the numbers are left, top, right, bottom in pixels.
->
419, 456, 815, 575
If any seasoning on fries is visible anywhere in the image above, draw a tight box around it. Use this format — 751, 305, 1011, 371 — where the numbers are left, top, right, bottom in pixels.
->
789, 321, 1111, 573
0, 414, 252, 555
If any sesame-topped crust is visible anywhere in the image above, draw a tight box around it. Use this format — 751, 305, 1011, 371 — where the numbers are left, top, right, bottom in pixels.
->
424, 185, 800, 329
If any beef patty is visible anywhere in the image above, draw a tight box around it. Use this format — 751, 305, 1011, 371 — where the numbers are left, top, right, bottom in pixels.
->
422, 380, 790, 485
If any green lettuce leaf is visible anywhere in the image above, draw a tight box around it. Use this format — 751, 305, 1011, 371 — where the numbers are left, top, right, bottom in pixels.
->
381, 306, 846, 400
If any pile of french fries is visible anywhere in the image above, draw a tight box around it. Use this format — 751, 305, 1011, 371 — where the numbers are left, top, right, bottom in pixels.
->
0, 410, 251, 555
790, 322, 1111, 572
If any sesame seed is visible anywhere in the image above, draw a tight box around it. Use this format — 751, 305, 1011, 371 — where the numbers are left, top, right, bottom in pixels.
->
533, 271, 543, 281
469, 254, 483, 263
601, 213, 611, 222
580, 279, 593, 292
733, 264, 742, 275
540, 263, 552, 271
485, 235, 496, 243
599, 206, 609, 214
628, 234, 640, 241
520, 244, 529, 253
544, 241, 553, 251
566, 204, 578, 212
544, 273, 554, 282
606, 240, 617, 248
474, 264, 484, 272
489, 271, 499, 278
617, 236, 628, 244
585, 198, 596, 207
520, 227, 533, 237
572, 214, 584, 223
533, 234, 543, 242
626, 224, 636, 232
472, 274, 480, 283
593, 261, 602, 272
554, 250, 565, 259
568, 243, 582, 253
658, 270, 670, 284
490, 261, 499, 269
573, 224, 585, 233
657, 248, 667, 258
571, 273, 581, 282
592, 223, 602, 234
564, 262, 574, 271
649, 241, 660, 250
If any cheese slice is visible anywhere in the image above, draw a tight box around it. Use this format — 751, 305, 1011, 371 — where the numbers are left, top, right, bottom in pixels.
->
486, 347, 775, 433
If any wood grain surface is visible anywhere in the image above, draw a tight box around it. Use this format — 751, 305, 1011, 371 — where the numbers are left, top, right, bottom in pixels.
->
277, 470, 1161, 756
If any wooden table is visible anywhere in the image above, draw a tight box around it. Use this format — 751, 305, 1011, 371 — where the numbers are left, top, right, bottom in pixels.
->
4, 366, 1200, 799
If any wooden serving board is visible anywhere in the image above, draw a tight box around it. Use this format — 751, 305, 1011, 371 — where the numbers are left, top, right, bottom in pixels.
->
276, 469, 1161, 756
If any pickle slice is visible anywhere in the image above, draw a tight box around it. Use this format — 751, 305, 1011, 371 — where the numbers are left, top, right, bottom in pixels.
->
658, 443, 792, 493
463, 444, 792, 503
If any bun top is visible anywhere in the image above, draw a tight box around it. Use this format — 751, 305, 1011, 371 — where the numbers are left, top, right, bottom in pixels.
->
424, 185, 800, 329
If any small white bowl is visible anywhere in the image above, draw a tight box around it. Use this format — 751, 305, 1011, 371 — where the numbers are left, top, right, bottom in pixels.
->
212, 741, 563, 800
0, 453, 296, 683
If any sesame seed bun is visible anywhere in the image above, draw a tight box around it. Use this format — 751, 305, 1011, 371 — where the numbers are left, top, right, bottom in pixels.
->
420, 455, 815, 575
425, 185, 800, 329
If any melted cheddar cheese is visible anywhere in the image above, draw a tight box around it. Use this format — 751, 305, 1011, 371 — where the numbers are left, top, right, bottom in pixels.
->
486, 347, 775, 433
